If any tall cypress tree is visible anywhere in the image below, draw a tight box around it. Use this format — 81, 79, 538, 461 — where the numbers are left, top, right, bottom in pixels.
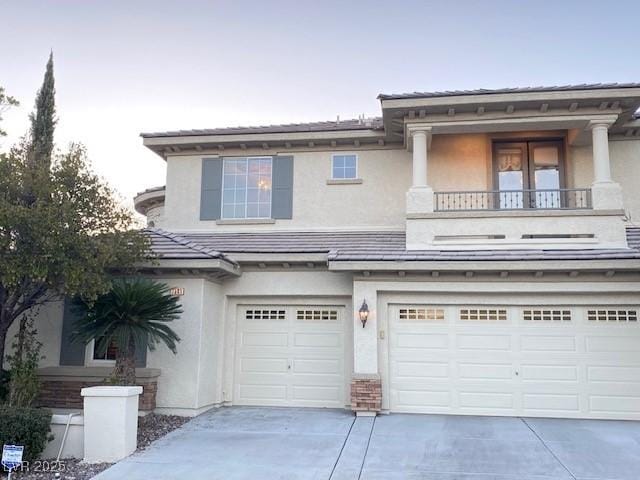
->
28, 52, 56, 171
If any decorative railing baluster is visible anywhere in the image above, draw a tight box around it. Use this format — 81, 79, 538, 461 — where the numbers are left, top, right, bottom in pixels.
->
433, 188, 592, 212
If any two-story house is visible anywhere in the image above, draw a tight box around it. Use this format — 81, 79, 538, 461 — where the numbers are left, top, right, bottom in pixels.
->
32, 84, 640, 420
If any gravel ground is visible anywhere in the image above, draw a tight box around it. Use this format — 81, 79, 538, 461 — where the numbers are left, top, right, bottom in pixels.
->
3, 414, 191, 480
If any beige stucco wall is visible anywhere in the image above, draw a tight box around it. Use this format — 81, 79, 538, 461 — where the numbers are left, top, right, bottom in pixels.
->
3, 299, 64, 369
159, 133, 639, 231
611, 139, 640, 224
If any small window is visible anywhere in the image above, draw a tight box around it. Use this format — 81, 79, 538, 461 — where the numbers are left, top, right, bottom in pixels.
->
587, 309, 638, 322
222, 157, 272, 219
92, 337, 118, 361
399, 308, 445, 321
245, 309, 286, 320
296, 309, 338, 321
332, 154, 358, 179
460, 308, 507, 321
523, 309, 571, 322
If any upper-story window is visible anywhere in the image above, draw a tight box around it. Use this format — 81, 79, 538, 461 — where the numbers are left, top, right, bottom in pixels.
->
222, 157, 272, 219
332, 154, 358, 179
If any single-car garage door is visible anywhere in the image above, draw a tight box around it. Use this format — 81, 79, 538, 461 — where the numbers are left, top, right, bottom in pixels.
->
389, 304, 640, 420
234, 304, 346, 408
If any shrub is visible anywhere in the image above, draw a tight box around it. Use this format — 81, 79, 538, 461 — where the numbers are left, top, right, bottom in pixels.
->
0, 406, 52, 462
0, 369, 9, 403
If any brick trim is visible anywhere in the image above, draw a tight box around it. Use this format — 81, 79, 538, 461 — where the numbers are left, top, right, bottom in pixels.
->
350, 374, 382, 413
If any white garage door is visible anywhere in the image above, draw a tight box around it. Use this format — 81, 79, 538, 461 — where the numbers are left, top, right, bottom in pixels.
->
234, 305, 346, 408
389, 304, 640, 420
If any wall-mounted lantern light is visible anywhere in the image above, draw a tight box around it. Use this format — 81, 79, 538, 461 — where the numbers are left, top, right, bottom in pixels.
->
358, 300, 369, 328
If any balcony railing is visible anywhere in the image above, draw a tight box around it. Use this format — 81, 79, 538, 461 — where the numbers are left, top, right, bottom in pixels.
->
434, 188, 592, 212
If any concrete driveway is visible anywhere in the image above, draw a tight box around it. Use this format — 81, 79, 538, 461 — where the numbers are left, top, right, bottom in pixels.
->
94, 407, 640, 480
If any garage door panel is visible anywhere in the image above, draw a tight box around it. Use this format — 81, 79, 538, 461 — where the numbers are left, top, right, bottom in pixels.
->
521, 365, 578, 381
396, 361, 449, 378
586, 336, 640, 352
395, 333, 448, 349
456, 334, 511, 350
396, 390, 452, 409
292, 385, 341, 403
242, 332, 289, 347
389, 304, 640, 420
238, 384, 288, 403
292, 358, 340, 375
458, 363, 513, 380
459, 392, 514, 409
588, 365, 640, 382
520, 335, 576, 352
235, 305, 345, 408
523, 394, 580, 412
590, 395, 640, 414
240, 357, 288, 373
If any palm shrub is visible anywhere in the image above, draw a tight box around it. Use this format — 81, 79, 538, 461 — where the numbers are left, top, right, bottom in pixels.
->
72, 278, 182, 385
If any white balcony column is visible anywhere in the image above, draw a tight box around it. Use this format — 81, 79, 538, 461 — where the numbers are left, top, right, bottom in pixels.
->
589, 121, 623, 210
406, 126, 433, 214
412, 130, 429, 187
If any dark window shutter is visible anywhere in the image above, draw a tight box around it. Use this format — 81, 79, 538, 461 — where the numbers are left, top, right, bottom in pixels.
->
59, 298, 86, 366
134, 337, 147, 368
200, 157, 223, 220
272, 155, 294, 219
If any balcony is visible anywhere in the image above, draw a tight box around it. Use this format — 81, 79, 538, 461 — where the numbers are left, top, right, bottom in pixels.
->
434, 188, 592, 212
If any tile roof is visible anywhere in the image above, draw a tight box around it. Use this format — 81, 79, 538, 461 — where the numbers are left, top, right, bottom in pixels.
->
378, 83, 640, 100
141, 118, 384, 138
146, 228, 640, 263
146, 228, 232, 262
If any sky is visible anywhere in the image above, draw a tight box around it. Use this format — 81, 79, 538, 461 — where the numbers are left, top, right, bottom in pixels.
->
2, 0, 640, 211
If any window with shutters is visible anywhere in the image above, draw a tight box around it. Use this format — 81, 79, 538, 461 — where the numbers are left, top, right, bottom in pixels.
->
245, 309, 286, 320
587, 309, 638, 323
399, 308, 445, 321
460, 308, 507, 321
523, 309, 571, 322
222, 157, 272, 219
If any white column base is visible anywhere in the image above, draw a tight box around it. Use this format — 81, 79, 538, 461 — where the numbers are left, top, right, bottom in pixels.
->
81, 386, 142, 463
406, 186, 434, 214
591, 181, 624, 210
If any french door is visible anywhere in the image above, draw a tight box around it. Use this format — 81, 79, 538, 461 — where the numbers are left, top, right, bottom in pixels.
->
492, 140, 565, 209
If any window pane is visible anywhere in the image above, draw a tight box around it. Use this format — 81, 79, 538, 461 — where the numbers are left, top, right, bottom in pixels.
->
333, 156, 345, 168
344, 155, 356, 169
246, 203, 259, 218
344, 167, 357, 179
222, 157, 272, 219
333, 166, 344, 179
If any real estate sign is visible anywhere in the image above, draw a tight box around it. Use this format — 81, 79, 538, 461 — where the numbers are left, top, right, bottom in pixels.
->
1, 444, 24, 472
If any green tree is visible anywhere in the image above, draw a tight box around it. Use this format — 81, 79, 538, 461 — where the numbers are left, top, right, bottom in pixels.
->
0, 54, 149, 364
72, 279, 182, 385
0, 85, 19, 138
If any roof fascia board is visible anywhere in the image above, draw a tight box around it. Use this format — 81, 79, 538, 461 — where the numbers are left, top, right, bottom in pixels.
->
139, 258, 241, 275
328, 259, 640, 272
381, 88, 640, 110
142, 129, 386, 147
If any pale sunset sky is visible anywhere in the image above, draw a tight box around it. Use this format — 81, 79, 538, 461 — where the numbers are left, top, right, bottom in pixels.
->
2, 0, 640, 211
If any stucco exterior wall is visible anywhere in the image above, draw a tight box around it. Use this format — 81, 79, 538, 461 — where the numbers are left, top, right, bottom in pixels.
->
146, 277, 214, 415
3, 299, 64, 369
159, 133, 637, 231
610, 139, 640, 224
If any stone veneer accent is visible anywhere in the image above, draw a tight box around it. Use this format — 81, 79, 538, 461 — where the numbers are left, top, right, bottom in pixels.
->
36, 366, 160, 412
350, 373, 382, 413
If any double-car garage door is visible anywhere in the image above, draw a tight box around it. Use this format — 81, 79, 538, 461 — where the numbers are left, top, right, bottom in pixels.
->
389, 304, 640, 420
234, 305, 346, 408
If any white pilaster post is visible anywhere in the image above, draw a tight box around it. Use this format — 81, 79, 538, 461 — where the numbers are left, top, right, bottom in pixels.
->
81, 386, 142, 463
589, 121, 623, 210
351, 280, 381, 416
406, 126, 434, 214
412, 130, 428, 187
